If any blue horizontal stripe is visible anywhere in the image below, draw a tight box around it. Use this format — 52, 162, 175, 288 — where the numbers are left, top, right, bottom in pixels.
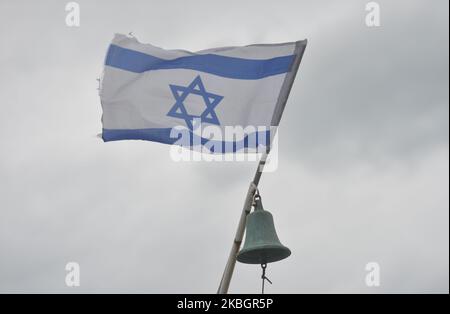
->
105, 44, 295, 79
102, 128, 270, 153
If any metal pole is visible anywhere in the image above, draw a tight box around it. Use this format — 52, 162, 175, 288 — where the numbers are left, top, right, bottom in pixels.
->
216, 180, 257, 294
216, 40, 307, 294
217, 151, 268, 294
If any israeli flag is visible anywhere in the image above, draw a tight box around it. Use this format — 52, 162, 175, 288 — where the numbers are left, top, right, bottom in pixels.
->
100, 34, 306, 153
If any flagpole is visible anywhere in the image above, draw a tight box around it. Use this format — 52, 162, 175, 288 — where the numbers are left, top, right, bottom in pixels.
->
217, 151, 269, 294
216, 40, 306, 294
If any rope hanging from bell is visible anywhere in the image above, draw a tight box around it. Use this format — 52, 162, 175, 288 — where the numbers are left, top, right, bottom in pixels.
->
260, 263, 272, 294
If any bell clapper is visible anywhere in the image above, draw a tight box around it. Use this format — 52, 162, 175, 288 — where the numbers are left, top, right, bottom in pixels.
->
261, 263, 272, 294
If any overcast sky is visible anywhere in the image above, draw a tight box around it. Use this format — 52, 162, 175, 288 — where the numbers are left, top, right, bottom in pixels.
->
0, 0, 448, 293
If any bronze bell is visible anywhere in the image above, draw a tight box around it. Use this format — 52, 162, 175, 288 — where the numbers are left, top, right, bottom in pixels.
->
237, 195, 291, 264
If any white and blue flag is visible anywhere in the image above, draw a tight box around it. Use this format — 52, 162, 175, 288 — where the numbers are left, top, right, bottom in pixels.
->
100, 34, 306, 152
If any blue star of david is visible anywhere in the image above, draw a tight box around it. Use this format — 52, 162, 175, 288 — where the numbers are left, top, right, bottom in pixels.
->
167, 75, 223, 129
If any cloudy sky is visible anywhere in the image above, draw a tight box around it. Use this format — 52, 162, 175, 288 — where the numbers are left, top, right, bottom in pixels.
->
0, 0, 448, 293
